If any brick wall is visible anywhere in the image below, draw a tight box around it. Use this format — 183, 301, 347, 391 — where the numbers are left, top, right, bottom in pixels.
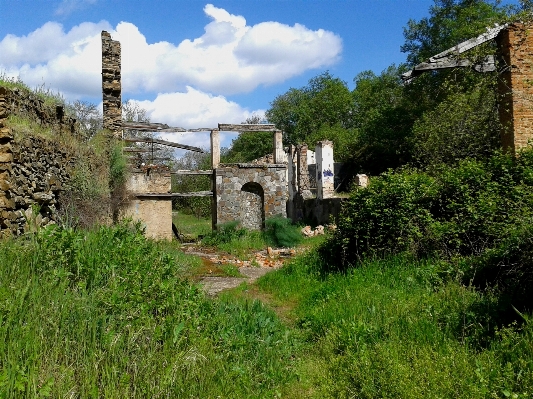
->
497, 23, 533, 153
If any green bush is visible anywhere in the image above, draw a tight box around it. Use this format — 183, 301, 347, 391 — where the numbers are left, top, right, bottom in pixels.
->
327, 149, 533, 270
264, 216, 303, 248
202, 220, 247, 246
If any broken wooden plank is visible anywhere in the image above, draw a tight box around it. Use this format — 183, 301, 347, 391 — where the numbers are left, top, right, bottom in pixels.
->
122, 122, 171, 130
123, 147, 163, 153
132, 191, 213, 197
122, 121, 216, 133
171, 170, 213, 175
218, 123, 277, 132
123, 137, 204, 153
401, 24, 506, 82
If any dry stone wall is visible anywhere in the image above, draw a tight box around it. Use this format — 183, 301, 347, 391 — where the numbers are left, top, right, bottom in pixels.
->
0, 87, 77, 237
214, 164, 287, 230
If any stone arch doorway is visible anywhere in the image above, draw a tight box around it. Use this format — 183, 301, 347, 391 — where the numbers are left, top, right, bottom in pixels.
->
240, 182, 264, 230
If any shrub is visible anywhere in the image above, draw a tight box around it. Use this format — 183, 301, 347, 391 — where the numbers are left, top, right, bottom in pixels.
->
202, 220, 247, 246
264, 216, 303, 248
325, 149, 533, 271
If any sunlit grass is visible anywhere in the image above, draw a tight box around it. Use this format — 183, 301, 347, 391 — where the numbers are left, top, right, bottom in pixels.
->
257, 254, 533, 398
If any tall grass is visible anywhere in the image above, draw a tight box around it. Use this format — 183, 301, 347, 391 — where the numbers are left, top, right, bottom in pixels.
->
258, 254, 533, 398
0, 222, 299, 398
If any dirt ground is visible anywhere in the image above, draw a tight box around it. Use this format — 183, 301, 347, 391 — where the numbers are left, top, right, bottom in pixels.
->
181, 245, 297, 296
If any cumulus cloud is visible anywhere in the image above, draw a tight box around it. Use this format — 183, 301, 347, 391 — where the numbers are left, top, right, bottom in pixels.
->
135, 87, 264, 129
130, 87, 263, 150
0, 4, 342, 98
0, 20, 111, 99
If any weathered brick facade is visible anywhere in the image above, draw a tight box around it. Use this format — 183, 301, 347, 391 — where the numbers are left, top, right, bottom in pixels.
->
497, 23, 533, 153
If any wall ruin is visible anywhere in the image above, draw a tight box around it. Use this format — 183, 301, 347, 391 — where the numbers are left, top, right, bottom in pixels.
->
122, 166, 173, 240
497, 22, 533, 154
214, 164, 287, 230
0, 87, 78, 237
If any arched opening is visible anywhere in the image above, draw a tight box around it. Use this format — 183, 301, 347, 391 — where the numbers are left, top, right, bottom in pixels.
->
240, 182, 264, 230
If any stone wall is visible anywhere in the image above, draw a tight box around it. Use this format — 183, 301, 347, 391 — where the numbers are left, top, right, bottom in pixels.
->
0, 87, 77, 237
123, 166, 173, 240
497, 23, 533, 154
102, 31, 122, 137
214, 164, 287, 230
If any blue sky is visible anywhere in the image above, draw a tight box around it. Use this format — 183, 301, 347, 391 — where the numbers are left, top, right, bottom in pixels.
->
0, 0, 518, 149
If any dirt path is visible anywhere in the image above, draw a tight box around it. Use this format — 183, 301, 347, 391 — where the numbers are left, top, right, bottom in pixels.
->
181, 245, 296, 296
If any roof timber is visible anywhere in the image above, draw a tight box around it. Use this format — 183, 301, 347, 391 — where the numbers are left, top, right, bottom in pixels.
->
218, 123, 278, 132
123, 137, 204, 153
401, 24, 507, 82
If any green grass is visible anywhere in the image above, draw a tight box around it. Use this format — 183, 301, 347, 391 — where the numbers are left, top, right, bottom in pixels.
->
0, 222, 300, 398
255, 254, 533, 398
172, 212, 211, 238
3, 220, 531, 398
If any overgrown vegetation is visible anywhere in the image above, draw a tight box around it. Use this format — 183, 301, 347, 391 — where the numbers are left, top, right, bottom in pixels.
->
0, 222, 300, 397
3, 1, 533, 397
257, 254, 533, 398
1, 73, 129, 229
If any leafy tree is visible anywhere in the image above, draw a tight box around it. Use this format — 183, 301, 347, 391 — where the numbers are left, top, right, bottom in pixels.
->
402, 0, 510, 66
122, 99, 174, 166
348, 65, 420, 174
266, 72, 354, 150
69, 100, 102, 141
411, 83, 500, 167
222, 114, 274, 163
399, 0, 512, 168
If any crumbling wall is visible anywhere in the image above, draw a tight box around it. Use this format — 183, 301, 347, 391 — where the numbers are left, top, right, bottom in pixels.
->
214, 164, 287, 230
0, 87, 77, 237
123, 166, 173, 240
497, 22, 533, 153
102, 31, 122, 136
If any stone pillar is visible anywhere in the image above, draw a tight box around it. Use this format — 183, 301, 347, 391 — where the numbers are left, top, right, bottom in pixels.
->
273, 130, 284, 163
497, 23, 533, 154
287, 145, 297, 220
297, 144, 308, 192
211, 129, 220, 168
101, 31, 122, 137
316, 140, 334, 199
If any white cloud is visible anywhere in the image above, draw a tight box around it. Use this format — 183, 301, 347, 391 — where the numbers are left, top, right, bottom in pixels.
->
136, 87, 263, 129
129, 87, 263, 150
0, 20, 111, 99
0, 4, 342, 98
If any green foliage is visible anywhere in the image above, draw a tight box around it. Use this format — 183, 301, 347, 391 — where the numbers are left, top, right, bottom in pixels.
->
350, 65, 419, 174
109, 142, 127, 191
0, 223, 299, 397
202, 220, 247, 246
171, 151, 212, 219
266, 72, 355, 159
222, 131, 274, 163
264, 216, 303, 248
258, 254, 533, 398
402, 0, 510, 66
412, 83, 500, 167
327, 148, 533, 270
